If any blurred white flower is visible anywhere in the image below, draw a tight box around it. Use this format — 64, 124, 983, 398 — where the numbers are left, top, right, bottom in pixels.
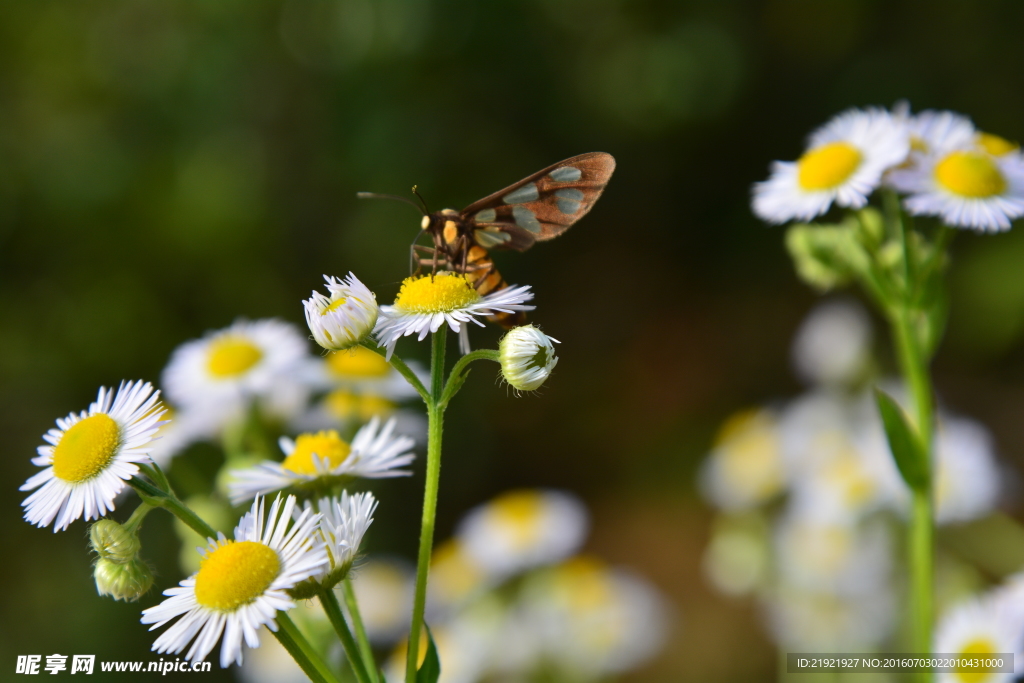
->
934, 596, 1022, 683
934, 417, 1002, 524
765, 583, 897, 650
520, 557, 671, 677
456, 489, 588, 579
791, 299, 873, 387
162, 319, 310, 413
702, 515, 770, 597
774, 512, 892, 596
701, 408, 785, 511
753, 107, 909, 223
348, 557, 415, 645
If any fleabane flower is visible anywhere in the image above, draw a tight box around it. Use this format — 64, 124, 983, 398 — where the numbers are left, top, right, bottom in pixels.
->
892, 145, 1024, 231
374, 272, 534, 359
753, 107, 910, 223
289, 492, 377, 598
141, 495, 328, 668
227, 416, 414, 504
21, 381, 165, 532
890, 104, 977, 160
498, 325, 559, 393
934, 596, 1020, 683
162, 319, 309, 410
456, 489, 588, 579
303, 273, 378, 351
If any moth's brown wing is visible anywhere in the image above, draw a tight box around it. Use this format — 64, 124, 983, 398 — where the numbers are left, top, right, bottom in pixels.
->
460, 152, 616, 253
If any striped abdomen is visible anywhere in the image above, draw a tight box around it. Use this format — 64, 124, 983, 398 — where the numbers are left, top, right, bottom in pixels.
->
462, 245, 526, 329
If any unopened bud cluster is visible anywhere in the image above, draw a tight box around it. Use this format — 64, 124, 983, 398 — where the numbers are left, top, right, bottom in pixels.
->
89, 519, 153, 601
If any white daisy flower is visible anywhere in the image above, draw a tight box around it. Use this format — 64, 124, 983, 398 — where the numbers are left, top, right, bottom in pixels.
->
766, 583, 897, 650
700, 408, 785, 512
311, 345, 423, 399
21, 381, 165, 532
893, 145, 1024, 231
141, 495, 328, 668
227, 416, 414, 504
426, 539, 489, 617
791, 299, 873, 387
456, 489, 588, 579
859, 410, 1001, 525
374, 272, 534, 359
933, 417, 1001, 524
977, 132, 1021, 158
162, 319, 310, 411
702, 515, 770, 597
291, 492, 377, 595
774, 512, 892, 596
934, 596, 1021, 683
498, 325, 559, 392
520, 557, 670, 677
303, 273, 379, 352
890, 103, 977, 159
753, 107, 910, 223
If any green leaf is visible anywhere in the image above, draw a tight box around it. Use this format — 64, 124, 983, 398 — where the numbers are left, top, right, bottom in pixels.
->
874, 388, 928, 490
415, 626, 441, 683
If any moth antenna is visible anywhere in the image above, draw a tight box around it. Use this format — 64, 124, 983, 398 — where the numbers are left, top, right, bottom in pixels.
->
356, 192, 426, 216
411, 185, 430, 214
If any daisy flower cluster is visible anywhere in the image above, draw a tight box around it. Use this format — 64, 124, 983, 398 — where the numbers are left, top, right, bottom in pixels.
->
701, 300, 1008, 650
753, 103, 1024, 232
19, 257, 568, 679
19, 154, 594, 683
353, 489, 668, 683
236, 490, 670, 683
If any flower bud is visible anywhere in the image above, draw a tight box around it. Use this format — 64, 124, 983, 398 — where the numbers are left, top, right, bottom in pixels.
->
94, 557, 154, 602
499, 325, 559, 392
90, 519, 142, 564
303, 273, 379, 351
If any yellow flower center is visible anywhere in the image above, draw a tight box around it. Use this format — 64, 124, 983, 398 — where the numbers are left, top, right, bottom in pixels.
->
207, 337, 263, 378
194, 540, 280, 611
956, 637, 998, 683
934, 151, 1006, 198
52, 414, 121, 483
488, 490, 544, 548
393, 272, 479, 313
324, 390, 396, 421
326, 346, 391, 378
797, 142, 863, 191
281, 431, 351, 475
554, 557, 614, 611
978, 132, 1018, 157
321, 297, 347, 316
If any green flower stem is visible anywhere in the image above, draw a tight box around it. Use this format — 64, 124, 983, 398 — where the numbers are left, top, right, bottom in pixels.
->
129, 471, 216, 539
892, 307, 935, 668
343, 578, 379, 683
406, 327, 447, 683
361, 343, 430, 403
319, 588, 371, 683
439, 349, 500, 408
275, 611, 341, 683
881, 191, 937, 672
121, 500, 156, 535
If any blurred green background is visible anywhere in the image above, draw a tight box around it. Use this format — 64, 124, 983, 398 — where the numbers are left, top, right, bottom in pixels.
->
5, 0, 1024, 680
